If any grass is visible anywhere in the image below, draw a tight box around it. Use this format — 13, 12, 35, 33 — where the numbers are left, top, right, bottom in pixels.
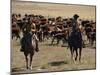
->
48, 60, 69, 66
12, 37, 96, 73
40, 64, 50, 69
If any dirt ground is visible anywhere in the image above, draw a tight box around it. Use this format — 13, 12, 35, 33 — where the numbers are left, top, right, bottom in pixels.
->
11, 37, 96, 74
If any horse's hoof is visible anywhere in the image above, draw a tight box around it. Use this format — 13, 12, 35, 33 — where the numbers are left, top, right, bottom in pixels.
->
26, 66, 29, 69
75, 58, 77, 61
35, 48, 39, 52
29, 66, 32, 70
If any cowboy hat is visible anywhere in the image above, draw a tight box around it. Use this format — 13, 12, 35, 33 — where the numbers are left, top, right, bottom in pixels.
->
73, 14, 79, 18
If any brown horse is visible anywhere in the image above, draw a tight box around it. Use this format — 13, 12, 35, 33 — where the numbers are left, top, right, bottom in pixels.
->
22, 33, 39, 70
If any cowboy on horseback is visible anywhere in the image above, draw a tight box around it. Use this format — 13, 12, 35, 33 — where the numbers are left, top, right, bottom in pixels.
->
20, 18, 39, 52
70, 14, 82, 45
68, 14, 83, 62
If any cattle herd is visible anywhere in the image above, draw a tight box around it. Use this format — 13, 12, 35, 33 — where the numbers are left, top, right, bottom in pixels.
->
12, 13, 96, 46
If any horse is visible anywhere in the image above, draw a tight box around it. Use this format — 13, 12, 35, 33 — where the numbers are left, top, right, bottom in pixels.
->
68, 29, 83, 62
21, 32, 39, 70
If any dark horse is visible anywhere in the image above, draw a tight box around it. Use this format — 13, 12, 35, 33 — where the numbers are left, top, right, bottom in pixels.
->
68, 29, 83, 62
21, 32, 39, 70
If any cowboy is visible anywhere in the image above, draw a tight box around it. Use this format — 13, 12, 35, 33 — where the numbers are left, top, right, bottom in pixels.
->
69, 14, 83, 47
20, 18, 32, 52
72, 14, 79, 32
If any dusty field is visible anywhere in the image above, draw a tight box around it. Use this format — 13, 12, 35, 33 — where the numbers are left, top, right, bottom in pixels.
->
11, 37, 96, 74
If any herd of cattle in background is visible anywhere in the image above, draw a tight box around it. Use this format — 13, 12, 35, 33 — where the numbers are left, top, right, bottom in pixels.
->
12, 13, 96, 47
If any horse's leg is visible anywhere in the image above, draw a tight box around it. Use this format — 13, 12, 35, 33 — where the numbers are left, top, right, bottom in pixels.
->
79, 47, 82, 62
12, 32, 15, 40
29, 52, 34, 70
70, 46, 74, 62
46, 32, 49, 40
44, 32, 46, 41
16, 32, 20, 40
87, 35, 90, 45
91, 38, 95, 47
88, 37, 91, 46
35, 40, 39, 52
44, 32, 48, 41
75, 48, 78, 61
39, 32, 42, 42
42, 32, 44, 41
18, 33, 20, 39
51, 36, 55, 45
12, 34, 14, 40
24, 53, 29, 69
82, 40, 85, 48
56, 38, 60, 45
15, 32, 18, 40
90, 39, 93, 46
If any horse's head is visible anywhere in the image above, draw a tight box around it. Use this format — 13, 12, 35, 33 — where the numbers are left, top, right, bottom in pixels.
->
31, 33, 38, 49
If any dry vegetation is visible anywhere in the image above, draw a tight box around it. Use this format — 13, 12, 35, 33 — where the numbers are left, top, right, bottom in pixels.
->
11, 38, 96, 74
